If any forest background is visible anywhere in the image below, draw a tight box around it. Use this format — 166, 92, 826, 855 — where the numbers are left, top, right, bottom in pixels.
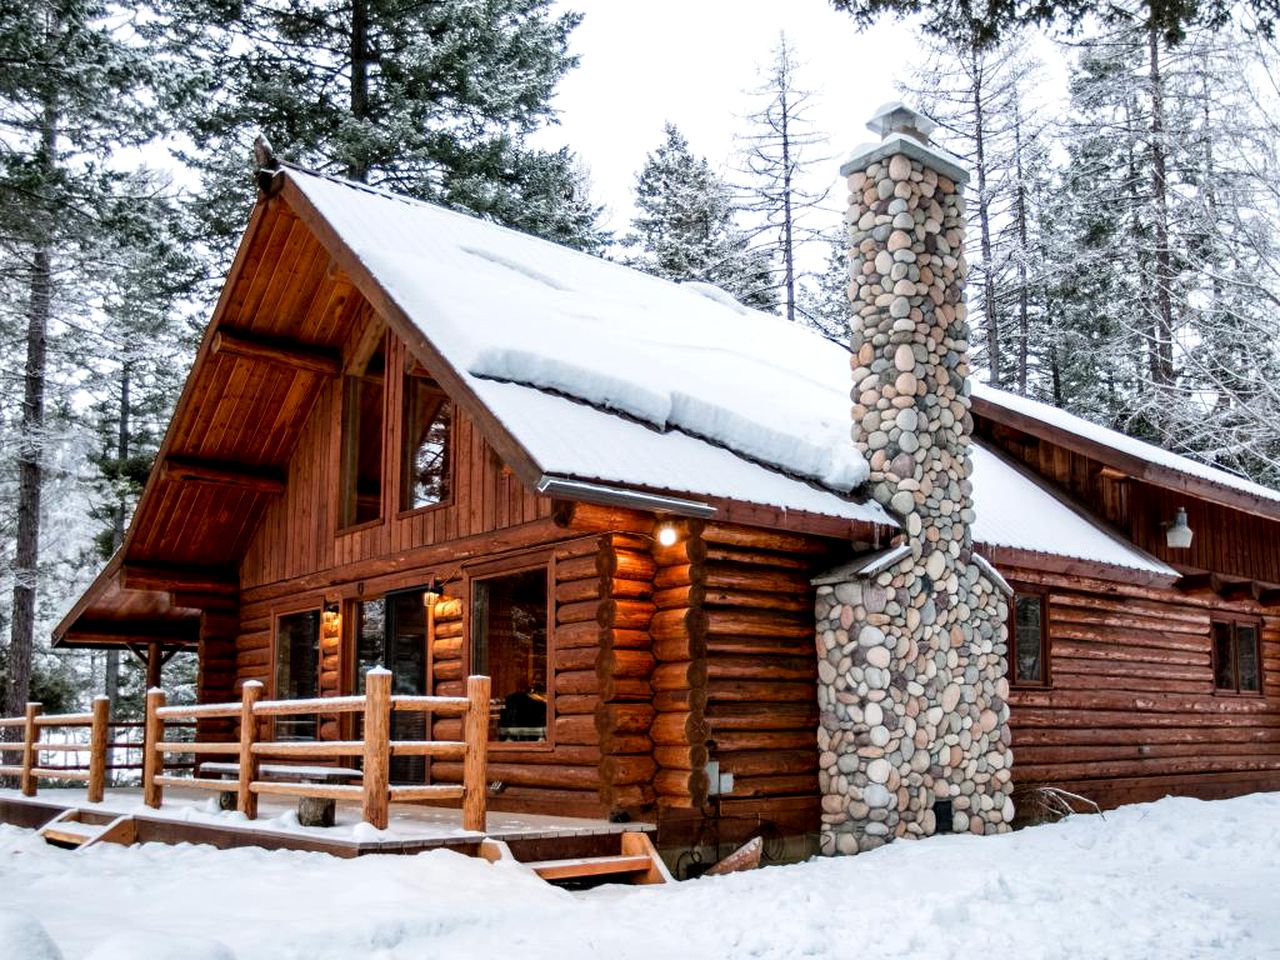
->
2, 0, 1278, 716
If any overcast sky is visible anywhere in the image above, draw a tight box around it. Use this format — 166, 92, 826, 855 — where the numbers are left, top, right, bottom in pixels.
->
531, 1, 926, 236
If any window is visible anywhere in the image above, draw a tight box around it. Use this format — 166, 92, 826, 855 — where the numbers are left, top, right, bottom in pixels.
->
1009, 593, 1048, 686
1213, 619, 1261, 694
339, 338, 385, 528
275, 610, 320, 740
471, 567, 549, 743
351, 591, 429, 781
401, 374, 453, 511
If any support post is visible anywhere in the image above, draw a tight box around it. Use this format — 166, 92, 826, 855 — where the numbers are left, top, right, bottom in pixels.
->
238, 681, 264, 819
146, 641, 162, 692
463, 675, 491, 833
143, 688, 166, 809
361, 668, 391, 830
88, 696, 109, 803
20, 703, 40, 798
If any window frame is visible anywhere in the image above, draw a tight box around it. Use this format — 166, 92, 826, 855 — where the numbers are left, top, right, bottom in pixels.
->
337, 335, 388, 533
397, 370, 455, 518
270, 602, 324, 740
1007, 587, 1051, 689
1211, 615, 1263, 697
464, 551, 556, 753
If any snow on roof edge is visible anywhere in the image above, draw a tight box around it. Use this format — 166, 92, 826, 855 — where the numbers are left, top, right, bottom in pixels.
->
973, 382, 1280, 507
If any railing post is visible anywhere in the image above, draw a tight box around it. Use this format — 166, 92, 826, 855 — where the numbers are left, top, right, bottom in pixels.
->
88, 696, 109, 803
361, 668, 392, 830
238, 681, 264, 819
20, 703, 40, 798
463, 675, 490, 833
143, 688, 166, 809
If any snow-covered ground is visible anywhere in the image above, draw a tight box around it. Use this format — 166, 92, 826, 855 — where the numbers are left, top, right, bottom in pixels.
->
2, 792, 1278, 960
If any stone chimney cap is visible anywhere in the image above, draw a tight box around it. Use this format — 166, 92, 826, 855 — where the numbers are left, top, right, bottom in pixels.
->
866, 101, 937, 144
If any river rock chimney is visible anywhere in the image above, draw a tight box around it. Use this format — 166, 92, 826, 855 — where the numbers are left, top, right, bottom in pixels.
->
814, 102, 1014, 854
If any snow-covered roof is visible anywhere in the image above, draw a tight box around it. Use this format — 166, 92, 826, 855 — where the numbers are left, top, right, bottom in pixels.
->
283, 168, 1271, 566
969, 445, 1177, 576
972, 382, 1280, 506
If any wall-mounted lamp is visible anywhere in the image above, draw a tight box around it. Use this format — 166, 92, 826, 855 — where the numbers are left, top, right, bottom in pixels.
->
323, 600, 341, 617
424, 577, 446, 607
1165, 507, 1193, 549
655, 523, 680, 547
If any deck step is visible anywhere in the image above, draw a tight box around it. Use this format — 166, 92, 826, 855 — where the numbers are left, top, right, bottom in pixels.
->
38, 810, 136, 851
525, 854, 657, 882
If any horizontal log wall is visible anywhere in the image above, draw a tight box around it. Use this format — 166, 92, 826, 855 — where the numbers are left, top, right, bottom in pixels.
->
1005, 565, 1280, 810
699, 523, 827, 806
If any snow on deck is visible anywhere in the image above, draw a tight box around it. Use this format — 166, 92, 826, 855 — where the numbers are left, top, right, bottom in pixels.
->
3, 791, 1278, 959
970, 445, 1178, 575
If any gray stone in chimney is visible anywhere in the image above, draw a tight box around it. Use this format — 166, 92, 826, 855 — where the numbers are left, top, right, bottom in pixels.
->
814, 103, 1013, 855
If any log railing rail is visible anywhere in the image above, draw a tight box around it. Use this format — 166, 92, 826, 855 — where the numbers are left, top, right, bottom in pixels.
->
141, 670, 491, 830
0, 697, 117, 801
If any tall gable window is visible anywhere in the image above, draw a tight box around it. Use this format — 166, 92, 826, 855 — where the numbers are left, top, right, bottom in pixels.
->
339, 337, 386, 528
1009, 592, 1049, 686
401, 373, 453, 511
1213, 619, 1261, 694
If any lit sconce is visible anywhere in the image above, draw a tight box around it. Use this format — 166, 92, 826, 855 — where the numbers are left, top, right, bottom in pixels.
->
1165, 507, 1193, 549
656, 523, 679, 548
424, 577, 446, 607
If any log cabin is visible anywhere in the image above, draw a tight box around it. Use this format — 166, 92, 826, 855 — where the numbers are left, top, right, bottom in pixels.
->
51, 104, 1280, 859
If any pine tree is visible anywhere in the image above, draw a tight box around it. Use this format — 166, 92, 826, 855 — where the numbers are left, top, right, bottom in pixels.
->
0, 0, 165, 719
625, 124, 775, 310
736, 33, 831, 323
901, 28, 1049, 389
160, 0, 606, 280
797, 235, 854, 341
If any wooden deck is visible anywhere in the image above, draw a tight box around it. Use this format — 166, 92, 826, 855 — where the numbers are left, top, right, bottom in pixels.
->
0, 786, 654, 860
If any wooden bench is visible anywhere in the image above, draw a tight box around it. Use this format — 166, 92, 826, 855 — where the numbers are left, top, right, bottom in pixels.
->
200, 762, 363, 827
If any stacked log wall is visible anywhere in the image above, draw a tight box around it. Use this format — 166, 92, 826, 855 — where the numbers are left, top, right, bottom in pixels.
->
196, 611, 239, 741
698, 523, 826, 806
1005, 565, 1280, 809
650, 524, 711, 809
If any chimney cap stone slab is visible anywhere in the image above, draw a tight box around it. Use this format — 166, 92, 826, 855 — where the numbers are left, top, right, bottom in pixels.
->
839, 132, 969, 186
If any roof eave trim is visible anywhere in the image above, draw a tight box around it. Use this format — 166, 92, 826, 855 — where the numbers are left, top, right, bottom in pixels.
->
536, 474, 718, 519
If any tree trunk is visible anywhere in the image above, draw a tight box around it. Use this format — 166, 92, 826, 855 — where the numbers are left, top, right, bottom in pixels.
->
970, 42, 1000, 387
5, 99, 56, 721
780, 74, 795, 325
348, 0, 371, 182
1012, 99, 1030, 396
105, 363, 131, 706
1147, 22, 1175, 387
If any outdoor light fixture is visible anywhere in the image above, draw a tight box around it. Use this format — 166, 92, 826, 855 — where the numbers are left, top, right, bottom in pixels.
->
423, 577, 446, 607
656, 524, 679, 547
1165, 507, 1194, 549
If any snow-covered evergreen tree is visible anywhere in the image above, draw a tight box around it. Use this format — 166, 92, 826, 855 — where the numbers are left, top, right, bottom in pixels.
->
0, 0, 168, 718
160, 0, 606, 284
625, 124, 775, 310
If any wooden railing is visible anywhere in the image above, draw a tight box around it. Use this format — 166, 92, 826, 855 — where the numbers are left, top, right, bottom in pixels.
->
142, 670, 491, 831
0, 697, 115, 801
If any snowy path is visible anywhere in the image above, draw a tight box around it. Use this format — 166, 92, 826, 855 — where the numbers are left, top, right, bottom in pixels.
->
2, 792, 1278, 960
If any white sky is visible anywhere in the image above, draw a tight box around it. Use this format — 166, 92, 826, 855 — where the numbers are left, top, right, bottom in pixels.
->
531, 0, 926, 236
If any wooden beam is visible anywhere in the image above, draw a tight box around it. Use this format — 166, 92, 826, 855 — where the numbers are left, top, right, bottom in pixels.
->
121, 563, 238, 596
161, 456, 286, 495
211, 327, 341, 378
1211, 575, 1254, 601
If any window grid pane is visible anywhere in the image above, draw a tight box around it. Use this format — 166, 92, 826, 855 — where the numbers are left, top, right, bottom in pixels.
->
275, 611, 320, 740
1014, 595, 1044, 684
1236, 624, 1260, 693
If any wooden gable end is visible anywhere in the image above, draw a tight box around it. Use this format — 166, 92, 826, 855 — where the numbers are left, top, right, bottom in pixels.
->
240, 325, 553, 591
977, 414, 1280, 588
